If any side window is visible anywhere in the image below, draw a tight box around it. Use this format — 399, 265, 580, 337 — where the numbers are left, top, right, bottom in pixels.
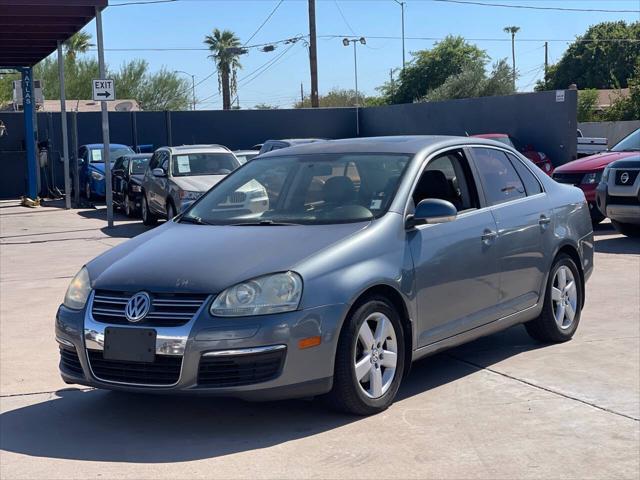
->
148, 153, 159, 170
507, 153, 542, 195
160, 152, 169, 172
122, 158, 130, 172
113, 157, 123, 171
473, 148, 526, 206
412, 150, 479, 212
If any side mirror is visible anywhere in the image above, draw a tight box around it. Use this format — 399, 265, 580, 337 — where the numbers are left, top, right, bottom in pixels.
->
407, 198, 457, 228
152, 168, 166, 177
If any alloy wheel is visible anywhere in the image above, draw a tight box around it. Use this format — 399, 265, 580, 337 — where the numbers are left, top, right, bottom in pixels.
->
142, 197, 148, 222
551, 265, 578, 330
354, 312, 398, 399
124, 194, 131, 216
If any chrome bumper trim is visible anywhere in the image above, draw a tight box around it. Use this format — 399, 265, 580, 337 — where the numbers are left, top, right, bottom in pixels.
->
202, 344, 287, 357
56, 336, 75, 348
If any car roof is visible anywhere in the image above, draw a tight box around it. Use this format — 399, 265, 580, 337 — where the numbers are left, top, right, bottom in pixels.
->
123, 153, 152, 159
162, 144, 231, 154
471, 133, 508, 138
83, 143, 131, 149
234, 150, 259, 154
267, 138, 325, 144
257, 135, 504, 157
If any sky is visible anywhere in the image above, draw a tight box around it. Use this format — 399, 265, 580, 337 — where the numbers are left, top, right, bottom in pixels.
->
79, 0, 640, 109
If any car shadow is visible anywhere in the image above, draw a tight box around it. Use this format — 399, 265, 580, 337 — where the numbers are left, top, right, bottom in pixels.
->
594, 235, 640, 255
0, 326, 545, 464
77, 207, 154, 239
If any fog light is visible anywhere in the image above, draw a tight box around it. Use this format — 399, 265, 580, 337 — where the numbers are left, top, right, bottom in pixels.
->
298, 336, 321, 349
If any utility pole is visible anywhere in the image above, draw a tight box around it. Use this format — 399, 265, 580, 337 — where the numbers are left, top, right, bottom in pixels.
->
544, 41, 549, 89
300, 82, 304, 105
308, 0, 319, 107
343, 37, 366, 136
392, 1, 406, 69
96, 6, 113, 228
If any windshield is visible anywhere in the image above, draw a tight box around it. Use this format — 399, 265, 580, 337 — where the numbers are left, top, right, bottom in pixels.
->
90, 146, 134, 163
236, 153, 258, 165
182, 153, 411, 225
131, 157, 150, 174
171, 153, 239, 177
612, 129, 640, 152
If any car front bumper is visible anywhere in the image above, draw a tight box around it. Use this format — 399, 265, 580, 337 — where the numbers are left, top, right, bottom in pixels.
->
596, 183, 640, 224
55, 297, 347, 400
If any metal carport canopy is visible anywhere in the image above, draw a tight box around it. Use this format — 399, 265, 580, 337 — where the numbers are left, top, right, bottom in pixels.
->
0, 0, 107, 68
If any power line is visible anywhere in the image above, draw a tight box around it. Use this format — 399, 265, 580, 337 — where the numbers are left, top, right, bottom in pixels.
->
243, 0, 284, 47
110, 0, 176, 6
431, 0, 640, 14
334, 1, 356, 36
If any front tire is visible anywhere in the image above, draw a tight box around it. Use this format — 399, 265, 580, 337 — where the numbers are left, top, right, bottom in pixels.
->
166, 200, 176, 221
611, 220, 640, 237
141, 195, 157, 226
124, 193, 133, 217
84, 181, 92, 200
525, 253, 583, 343
326, 296, 405, 415
589, 203, 604, 225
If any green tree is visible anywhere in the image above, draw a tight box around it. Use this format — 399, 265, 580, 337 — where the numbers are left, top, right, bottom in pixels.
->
204, 29, 243, 110
542, 21, 640, 90
295, 88, 371, 108
603, 65, 640, 121
379, 36, 488, 104
577, 89, 600, 122
253, 103, 279, 109
64, 31, 94, 63
425, 59, 514, 101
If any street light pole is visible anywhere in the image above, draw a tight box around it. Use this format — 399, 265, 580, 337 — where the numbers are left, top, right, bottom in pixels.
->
174, 70, 196, 111
393, 0, 406, 68
343, 37, 366, 136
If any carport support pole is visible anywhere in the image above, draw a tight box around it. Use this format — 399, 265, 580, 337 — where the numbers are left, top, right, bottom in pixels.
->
57, 41, 71, 210
21, 68, 38, 200
96, 7, 113, 228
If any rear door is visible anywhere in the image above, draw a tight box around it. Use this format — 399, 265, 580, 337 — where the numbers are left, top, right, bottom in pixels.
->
148, 150, 169, 214
469, 147, 552, 315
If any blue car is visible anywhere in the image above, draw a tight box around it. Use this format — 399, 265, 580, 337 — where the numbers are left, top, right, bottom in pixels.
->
79, 144, 135, 199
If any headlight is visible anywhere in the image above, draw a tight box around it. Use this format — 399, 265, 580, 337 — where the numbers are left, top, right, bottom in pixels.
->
131, 184, 142, 193
63, 267, 92, 310
210, 272, 303, 317
602, 167, 610, 182
581, 171, 601, 185
90, 171, 104, 181
179, 190, 202, 201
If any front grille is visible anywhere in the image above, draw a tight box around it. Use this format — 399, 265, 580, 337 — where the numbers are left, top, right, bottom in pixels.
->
553, 172, 583, 185
608, 195, 639, 206
198, 348, 286, 388
92, 290, 208, 327
59, 346, 84, 377
615, 170, 640, 186
87, 350, 182, 385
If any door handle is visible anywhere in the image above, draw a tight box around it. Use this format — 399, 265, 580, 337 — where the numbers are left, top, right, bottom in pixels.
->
539, 215, 551, 228
481, 229, 497, 245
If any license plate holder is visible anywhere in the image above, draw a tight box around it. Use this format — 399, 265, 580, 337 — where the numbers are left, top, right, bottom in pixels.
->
103, 327, 156, 363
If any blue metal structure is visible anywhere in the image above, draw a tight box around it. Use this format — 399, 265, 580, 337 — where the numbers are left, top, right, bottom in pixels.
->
20, 67, 37, 199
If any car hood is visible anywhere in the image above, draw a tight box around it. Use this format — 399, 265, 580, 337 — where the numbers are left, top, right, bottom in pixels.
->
554, 151, 636, 172
172, 175, 226, 193
88, 221, 369, 293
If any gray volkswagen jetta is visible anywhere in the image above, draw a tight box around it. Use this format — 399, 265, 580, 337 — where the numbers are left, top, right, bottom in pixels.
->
57, 136, 594, 415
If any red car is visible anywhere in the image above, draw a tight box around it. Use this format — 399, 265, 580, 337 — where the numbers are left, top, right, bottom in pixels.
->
471, 133, 554, 175
553, 128, 640, 224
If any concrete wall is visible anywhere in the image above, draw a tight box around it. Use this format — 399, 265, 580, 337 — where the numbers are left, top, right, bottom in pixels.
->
360, 90, 578, 166
578, 120, 640, 147
0, 90, 577, 199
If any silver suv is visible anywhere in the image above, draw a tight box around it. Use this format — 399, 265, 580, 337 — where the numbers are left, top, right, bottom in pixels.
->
141, 145, 240, 225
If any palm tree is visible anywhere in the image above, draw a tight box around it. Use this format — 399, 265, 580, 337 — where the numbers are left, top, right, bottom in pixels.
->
64, 32, 94, 63
503, 26, 520, 91
204, 29, 243, 110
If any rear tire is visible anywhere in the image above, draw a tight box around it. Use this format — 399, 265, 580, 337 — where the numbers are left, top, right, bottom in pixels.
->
611, 220, 640, 237
326, 296, 405, 415
525, 253, 582, 343
141, 195, 157, 226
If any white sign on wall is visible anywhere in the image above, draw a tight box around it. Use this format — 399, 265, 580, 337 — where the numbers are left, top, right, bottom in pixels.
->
555, 90, 565, 102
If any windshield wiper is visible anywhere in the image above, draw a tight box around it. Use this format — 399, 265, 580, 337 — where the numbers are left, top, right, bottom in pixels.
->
230, 220, 301, 226
179, 215, 211, 225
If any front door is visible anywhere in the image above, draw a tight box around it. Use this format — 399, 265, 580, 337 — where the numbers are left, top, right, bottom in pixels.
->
407, 149, 501, 346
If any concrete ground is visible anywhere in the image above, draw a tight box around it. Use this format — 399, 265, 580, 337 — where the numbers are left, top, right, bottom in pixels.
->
1, 198, 638, 479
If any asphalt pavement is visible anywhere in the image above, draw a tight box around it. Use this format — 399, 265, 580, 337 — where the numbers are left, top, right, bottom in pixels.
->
1, 199, 638, 479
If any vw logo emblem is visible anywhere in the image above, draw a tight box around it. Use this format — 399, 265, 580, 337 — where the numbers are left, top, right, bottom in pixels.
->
620, 172, 630, 184
125, 292, 151, 323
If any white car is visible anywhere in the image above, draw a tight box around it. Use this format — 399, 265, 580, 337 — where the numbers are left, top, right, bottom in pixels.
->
141, 145, 266, 225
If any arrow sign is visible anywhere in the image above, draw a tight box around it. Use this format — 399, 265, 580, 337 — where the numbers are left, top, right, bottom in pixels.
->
92, 79, 115, 102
